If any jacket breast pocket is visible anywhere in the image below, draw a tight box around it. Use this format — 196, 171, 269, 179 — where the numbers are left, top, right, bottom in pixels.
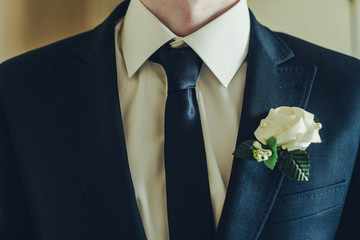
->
268, 180, 347, 224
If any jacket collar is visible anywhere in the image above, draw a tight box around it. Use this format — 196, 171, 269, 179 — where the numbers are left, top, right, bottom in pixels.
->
48, 2, 316, 239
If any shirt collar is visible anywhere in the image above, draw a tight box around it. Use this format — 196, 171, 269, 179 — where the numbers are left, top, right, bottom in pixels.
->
119, 0, 250, 88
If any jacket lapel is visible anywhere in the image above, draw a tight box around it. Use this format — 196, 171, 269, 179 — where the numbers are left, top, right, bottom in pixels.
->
215, 11, 317, 240
48, 1, 146, 240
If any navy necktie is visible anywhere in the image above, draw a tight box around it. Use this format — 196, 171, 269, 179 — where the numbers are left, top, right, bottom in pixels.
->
150, 42, 215, 240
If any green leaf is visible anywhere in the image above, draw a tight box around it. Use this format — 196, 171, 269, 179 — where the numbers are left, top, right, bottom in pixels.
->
263, 136, 278, 170
266, 136, 277, 149
277, 150, 310, 181
264, 156, 277, 170
233, 140, 256, 161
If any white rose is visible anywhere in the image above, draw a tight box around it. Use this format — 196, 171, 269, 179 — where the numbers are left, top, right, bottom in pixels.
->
254, 107, 322, 151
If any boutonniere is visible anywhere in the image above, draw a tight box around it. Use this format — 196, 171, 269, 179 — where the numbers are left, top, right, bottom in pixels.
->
233, 106, 322, 181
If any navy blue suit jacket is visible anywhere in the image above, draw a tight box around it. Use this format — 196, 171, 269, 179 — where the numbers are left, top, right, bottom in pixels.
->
1, 1, 360, 239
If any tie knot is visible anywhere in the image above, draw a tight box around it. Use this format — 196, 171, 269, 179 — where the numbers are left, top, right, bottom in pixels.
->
150, 42, 203, 94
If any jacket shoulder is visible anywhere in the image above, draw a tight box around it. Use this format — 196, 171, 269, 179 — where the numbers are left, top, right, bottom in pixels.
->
275, 32, 360, 72
0, 30, 91, 85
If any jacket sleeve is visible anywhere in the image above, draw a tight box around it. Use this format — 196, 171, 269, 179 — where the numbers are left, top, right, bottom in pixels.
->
335, 145, 360, 239
0, 80, 35, 239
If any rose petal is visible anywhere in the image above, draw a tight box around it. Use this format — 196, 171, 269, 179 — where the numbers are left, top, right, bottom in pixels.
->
254, 107, 322, 151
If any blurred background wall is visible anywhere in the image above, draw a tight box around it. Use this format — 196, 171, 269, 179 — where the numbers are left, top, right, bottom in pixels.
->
1, 0, 359, 63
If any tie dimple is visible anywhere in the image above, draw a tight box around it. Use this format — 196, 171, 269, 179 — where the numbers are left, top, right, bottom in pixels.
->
151, 43, 203, 93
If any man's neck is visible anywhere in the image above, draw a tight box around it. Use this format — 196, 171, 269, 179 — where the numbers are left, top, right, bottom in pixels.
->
140, 0, 240, 37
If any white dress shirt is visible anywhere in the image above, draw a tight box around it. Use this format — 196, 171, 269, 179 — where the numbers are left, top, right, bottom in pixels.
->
114, 0, 250, 239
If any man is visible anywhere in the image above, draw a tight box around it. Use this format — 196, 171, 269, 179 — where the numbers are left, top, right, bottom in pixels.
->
0, 0, 359, 239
